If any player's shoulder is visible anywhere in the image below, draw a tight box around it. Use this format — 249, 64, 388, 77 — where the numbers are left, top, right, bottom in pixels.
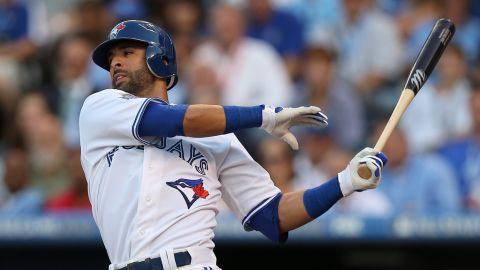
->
80, 89, 132, 119
85, 89, 132, 102
82, 89, 137, 108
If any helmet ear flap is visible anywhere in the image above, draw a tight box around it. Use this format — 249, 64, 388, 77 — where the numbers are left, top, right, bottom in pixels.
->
146, 45, 165, 77
146, 44, 178, 90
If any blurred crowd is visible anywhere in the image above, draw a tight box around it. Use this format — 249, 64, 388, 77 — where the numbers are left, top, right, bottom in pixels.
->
0, 0, 480, 219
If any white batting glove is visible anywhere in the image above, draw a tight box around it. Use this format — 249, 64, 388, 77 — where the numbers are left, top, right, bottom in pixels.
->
261, 105, 328, 150
338, 147, 388, 196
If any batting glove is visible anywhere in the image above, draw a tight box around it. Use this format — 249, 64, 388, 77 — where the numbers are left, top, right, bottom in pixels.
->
338, 147, 388, 196
261, 105, 328, 150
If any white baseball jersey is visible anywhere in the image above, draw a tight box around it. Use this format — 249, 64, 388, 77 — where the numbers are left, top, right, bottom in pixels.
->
79, 89, 280, 266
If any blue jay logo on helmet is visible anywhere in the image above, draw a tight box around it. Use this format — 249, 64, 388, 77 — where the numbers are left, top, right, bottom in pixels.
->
92, 20, 178, 90
109, 22, 126, 39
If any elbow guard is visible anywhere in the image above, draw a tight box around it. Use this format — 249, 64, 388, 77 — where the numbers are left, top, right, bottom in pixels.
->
243, 193, 288, 244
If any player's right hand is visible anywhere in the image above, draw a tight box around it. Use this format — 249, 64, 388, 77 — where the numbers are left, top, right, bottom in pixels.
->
337, 147, 388, 196
260, 105, 328, 150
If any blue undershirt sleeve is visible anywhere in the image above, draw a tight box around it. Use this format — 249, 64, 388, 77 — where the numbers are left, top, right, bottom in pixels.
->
138, 101, 188, 137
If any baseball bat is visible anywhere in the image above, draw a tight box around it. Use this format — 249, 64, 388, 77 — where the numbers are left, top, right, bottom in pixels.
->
358, 18, 455, 179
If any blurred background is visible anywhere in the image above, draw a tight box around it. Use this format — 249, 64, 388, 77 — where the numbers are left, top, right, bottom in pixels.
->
0, 0, 480, 269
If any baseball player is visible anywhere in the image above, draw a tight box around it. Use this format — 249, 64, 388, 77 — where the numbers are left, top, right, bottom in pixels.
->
79, 20, 388, 270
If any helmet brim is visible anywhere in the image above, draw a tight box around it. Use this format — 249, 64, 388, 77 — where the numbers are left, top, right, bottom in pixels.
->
92, 38, 149, 71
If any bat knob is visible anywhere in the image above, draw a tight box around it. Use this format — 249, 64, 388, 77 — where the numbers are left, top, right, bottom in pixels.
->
357, 164, 372, 179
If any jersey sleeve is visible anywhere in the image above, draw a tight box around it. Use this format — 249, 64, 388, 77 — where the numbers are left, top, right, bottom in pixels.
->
79, 89, 159, 164
218, 134, 281, 228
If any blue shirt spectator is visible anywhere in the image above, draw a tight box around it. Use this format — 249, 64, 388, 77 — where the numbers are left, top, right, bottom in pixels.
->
109, 0, 146, 21
379, 154, 462, 216
439, 138, 480, 208
453, 18, 480, 66
438, 81, 480, 212
247, 4, 303, 58
335, 0, 404, 93
292, 44, 366, 150
0, 188, 43, 216
246, 0, 304, 80
443, 0, 480, 66
372, 120, 461, 217
288, 0, 342, 41
0, 1, 28, 42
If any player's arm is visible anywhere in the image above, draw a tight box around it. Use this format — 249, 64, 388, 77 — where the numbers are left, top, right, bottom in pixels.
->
279, 149, 387, 232
246, 148, 387, 241
138, 102, 327, 149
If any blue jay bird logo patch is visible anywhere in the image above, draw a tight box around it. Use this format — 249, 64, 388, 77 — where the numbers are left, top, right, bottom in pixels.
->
166, 178, 209, 209
110, 22, 126, 39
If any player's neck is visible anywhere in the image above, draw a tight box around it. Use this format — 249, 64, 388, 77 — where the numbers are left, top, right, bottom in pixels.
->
137, 79, 169, 102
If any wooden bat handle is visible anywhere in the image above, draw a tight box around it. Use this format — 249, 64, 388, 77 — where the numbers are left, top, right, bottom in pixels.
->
357, 89, 416, 179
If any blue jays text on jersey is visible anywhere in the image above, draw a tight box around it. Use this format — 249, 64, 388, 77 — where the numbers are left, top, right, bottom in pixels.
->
106, 137, 209, 175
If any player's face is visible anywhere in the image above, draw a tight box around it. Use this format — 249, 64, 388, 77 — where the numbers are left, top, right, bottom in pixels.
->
107, 41, 155, 94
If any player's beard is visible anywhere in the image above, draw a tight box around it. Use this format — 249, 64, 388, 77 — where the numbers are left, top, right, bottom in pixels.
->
113, 66, 155, 95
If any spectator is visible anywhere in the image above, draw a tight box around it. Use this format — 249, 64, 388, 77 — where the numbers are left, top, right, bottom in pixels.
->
68, 0, 113, 45
70, 0, 114, 89
293, 40, 366, 150
258, 137, 300, 193
161, 0, 206, 37
400, 44, 472, 153
109, 0, 146, 21
396, 0, 442, 64
376, 0, 409, 16
336, 0, 404, 94
11, 91, 51, 148
293, 127, 344, 188
160, 0, 207, 104
443, 0, 480, 66
0, 0, 42, 104
189, 2, 292, 157
48, 32, 98, 148
189, 2, 292, 107
0, 148, 43, 216
439, 79, 480, 212
246, 0, 304, 80
375, 120, 461, 216
45, 148, 90, 212
12, 92, 71, 202
287, 0, 342, 42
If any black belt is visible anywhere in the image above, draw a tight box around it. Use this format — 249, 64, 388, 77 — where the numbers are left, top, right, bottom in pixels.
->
119, 251, 191, 270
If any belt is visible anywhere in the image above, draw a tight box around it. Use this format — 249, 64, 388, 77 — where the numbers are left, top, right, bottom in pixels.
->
118, 251, 191, 270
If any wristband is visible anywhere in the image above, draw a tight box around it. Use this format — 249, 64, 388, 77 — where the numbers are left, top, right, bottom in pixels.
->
223, 106, 263, 134
303, 177, 343, 219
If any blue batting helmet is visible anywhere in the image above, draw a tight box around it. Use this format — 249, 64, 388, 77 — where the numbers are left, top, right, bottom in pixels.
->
92, 20, 178, 90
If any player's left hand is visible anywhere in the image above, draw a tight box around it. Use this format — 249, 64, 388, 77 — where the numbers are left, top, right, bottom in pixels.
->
261, 105, 328, 150
338, 147, 388, 196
